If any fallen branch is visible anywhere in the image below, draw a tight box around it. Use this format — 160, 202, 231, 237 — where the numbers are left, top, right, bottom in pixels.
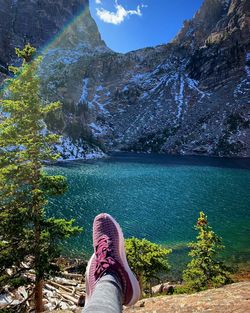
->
58, 292, 79, 305
53, 276, 79, 286
47, 281, 74, 294
61, 272, 83, 280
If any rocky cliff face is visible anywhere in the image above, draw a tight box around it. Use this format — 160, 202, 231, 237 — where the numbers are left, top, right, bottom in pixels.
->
0, 0, 107, 159
0, 0, 105, 64
1, 0, 250, 158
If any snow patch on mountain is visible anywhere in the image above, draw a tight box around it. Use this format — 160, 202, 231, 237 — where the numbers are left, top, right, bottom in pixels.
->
89, 122, 107, 136
54, 137, 105, 160
79, 78, 89, 104
175, 76, 185, 119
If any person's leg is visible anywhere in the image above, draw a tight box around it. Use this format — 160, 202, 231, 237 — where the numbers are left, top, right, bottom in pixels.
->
83, 273, 122, 313
84, 213, 141, 312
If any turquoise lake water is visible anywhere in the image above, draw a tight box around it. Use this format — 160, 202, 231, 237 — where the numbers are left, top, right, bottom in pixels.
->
46, 153, 250, 278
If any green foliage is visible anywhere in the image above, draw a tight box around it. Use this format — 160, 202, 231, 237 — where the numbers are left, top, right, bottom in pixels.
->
16, 43, 36, 63
125, 237, 172, 290
0, 45, 82, 301
7, 277, 28, 289
214, 113, 249, 156
41, 174, 67, 196
173, 284, 191, 294
215, 134, 244, 156
226, 113, 249, 133
183, 212, 232, 292
126, 126, 180, 153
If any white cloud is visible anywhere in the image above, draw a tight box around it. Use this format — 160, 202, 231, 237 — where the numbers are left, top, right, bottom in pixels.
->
96, 0, 144, 25
95, 0, 102, 4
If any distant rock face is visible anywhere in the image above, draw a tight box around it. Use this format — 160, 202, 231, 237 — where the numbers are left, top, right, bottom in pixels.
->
0, 0, 107, 159
0, 0, 105, 66
1, 0, 250, 158
175, 0, 250, 89
173, 0, 229, 50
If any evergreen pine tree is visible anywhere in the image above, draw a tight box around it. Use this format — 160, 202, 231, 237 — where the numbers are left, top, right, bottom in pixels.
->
0, 44, 82, 312
125, 237, 171, 291
183, 212, 231, 292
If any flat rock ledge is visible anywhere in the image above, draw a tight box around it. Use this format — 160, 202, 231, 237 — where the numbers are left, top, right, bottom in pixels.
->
124, 282, 250, 313
48, 282, 250, 313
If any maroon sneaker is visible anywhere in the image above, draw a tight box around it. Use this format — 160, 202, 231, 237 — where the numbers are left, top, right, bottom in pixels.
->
85, 213, 141, 306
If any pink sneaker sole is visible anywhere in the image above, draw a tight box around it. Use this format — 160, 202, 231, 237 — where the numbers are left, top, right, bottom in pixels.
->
85, 213, 141, 306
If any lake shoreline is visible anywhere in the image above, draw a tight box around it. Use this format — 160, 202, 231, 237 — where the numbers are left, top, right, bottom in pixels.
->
53, 151, 250, 171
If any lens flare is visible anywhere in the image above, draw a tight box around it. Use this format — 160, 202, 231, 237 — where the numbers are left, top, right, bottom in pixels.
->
0, 5, 91, 96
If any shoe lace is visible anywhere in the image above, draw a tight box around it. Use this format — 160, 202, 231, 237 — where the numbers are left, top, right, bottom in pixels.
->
94, 235, 115, 278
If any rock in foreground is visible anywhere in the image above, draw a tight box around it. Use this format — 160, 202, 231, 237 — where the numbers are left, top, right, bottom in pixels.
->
124, 282, 250, 313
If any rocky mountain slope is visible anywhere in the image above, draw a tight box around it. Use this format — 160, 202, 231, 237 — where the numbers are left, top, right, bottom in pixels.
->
0, 0, 249, 158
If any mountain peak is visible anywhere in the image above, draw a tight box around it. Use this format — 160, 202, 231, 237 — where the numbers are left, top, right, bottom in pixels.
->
0, 0, 105, 66
172, 0, 232, 49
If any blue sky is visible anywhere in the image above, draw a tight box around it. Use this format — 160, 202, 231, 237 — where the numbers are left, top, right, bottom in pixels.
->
89, 0, 203, 53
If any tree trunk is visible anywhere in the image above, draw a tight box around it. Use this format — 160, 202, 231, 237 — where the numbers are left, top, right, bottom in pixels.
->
34, 279, 43, 312
138, 273, 143, 293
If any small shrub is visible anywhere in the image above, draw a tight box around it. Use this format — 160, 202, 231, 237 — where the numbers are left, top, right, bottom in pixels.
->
174, 284, 192, 294
125, 237, 171, 292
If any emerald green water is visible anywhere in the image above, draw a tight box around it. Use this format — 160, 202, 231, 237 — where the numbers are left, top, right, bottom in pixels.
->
46, 153, 250, 278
